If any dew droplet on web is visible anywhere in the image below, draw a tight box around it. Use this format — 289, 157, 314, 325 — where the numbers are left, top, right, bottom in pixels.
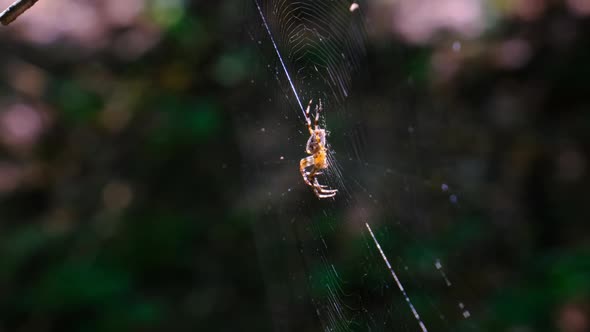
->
449, 194, 458, 204
435, 259, 442, 269
349, 3, 359, 12
280, 156, 284, 160
452, 41, 462, 52
441, 183, 449, 192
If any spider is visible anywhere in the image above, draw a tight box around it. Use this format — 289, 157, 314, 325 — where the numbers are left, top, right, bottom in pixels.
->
299, 99, 338, 198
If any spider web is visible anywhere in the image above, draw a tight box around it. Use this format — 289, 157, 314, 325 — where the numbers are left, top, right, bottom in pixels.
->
253, 0, 365, 113
237, 1, 483, 331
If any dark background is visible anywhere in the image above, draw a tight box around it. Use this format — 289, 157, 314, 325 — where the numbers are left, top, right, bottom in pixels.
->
0, 0, 588, 331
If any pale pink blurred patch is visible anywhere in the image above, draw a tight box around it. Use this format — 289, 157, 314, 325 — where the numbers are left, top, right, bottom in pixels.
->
0, 162, 22, 193
556, 302, 589, 332
378, 0, 486, 44
431, 48, 461, 83
567, 0, 590, 16
0, 103, 45, 150
111, 24, 162, 60
0, 0, 104, 46
3, 59, 47, 98
102, 180, 134, 212
512, 0, 546, 21
0, 0, 157, 55
493, 39, 532, 69
103, 0, 144, 27
557, 145, 586, 182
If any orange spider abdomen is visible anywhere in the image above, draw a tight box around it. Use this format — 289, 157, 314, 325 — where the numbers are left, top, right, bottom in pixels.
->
314, 148, 328, 169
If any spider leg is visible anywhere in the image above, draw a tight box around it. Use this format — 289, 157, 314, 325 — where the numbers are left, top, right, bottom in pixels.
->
314, 187, 337, 198
314, 99, 321, 130
313, 178, 337, 191
305, 99, 314, 135
315, 191, 337, 199
312, 177, 338, 198
307, 166, 324, 183
299, 156, 314, 186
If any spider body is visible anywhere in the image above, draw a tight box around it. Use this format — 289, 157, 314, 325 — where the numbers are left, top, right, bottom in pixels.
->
299, 99, 338, 198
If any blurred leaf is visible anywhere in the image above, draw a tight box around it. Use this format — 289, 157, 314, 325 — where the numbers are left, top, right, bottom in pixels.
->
213, 51, 251, 87
149, 0, 185, 28
406, 49, 431, 85
150, 96, 221, 146
0, 226, 53, 282
90, 299, 165, 332
545, 249, 590, 300
30, 261, 131, 311
53, 80, 103, 122
108, 215, 195, 272
169, 15, 208, 51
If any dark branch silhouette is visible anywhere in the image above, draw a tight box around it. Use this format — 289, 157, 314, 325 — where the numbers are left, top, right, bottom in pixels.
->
0, 0, 39, 25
